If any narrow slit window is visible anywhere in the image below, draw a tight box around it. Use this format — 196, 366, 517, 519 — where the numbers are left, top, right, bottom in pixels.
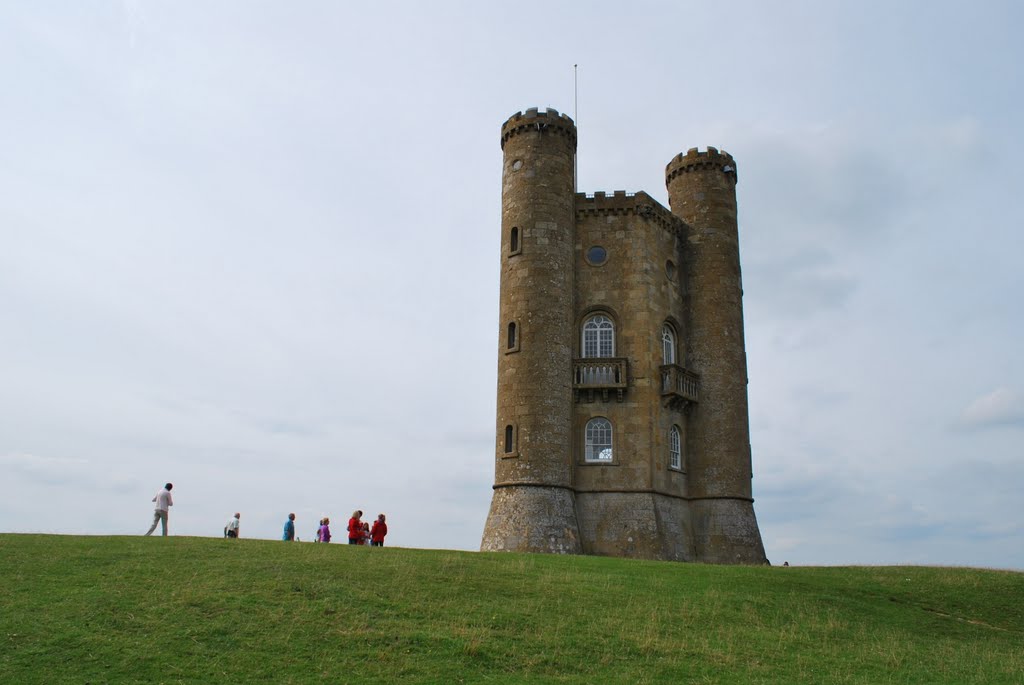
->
507, 322, 517, 350
662, 324, 676, 365
504, 425, 514, 453
510, 227, 520, 254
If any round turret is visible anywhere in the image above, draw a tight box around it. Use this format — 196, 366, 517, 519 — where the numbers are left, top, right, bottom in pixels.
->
665, 146, 738, 187
665, 147, 767, 564
481, 107, 582, 555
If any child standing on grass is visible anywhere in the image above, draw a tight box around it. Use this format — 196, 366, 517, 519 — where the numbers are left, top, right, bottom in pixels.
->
370, 514, 387, 547
319, 517, 331, 543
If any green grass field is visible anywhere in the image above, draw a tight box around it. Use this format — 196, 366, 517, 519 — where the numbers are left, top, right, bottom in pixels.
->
1, 535, 1021, 684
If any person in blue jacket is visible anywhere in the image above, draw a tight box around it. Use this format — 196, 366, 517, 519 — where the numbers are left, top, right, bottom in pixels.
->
282, 513, 296, 541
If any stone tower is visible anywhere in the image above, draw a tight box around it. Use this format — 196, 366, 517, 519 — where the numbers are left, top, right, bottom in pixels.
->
480, 106, 582, 554
481, 107, 767, 564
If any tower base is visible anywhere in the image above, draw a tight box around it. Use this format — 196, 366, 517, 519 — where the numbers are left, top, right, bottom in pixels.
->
481, 485, 582, 554
576, 492, 696, 561
690, 498, 768, 564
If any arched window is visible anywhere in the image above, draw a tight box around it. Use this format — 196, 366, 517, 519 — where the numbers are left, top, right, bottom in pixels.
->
510, 226, 520, 254
507, 322, 517, 350
662, 324, 676, 365
582, 315, 615, 358
504, 425, 514, 453
584, 417, 613, 462
669, 425, 681, 469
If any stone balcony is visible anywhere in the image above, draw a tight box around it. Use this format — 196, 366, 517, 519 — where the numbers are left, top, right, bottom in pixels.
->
573, 357, 628, 403
659, 364, 700, 409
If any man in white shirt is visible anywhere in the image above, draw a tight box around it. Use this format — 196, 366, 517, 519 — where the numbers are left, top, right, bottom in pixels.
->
225, 512, 241, 538
145, 483, 173, 536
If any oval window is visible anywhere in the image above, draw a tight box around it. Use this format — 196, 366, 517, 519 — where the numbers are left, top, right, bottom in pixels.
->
587, 246, 608, 265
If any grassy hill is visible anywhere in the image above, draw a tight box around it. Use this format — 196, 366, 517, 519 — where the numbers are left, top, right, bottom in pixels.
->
1, 535, 1021, 684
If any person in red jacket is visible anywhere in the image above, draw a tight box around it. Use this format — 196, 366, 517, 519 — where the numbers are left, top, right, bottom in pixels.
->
347, 510, 363, 545
370, 514, 388, 547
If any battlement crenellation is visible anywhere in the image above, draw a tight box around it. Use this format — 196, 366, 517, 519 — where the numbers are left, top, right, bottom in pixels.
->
575, 191, 685, 237
665, 147, 738, 184
500, 107, 577, 150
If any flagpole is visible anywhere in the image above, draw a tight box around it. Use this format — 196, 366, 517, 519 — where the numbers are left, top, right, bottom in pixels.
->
574, 64, 578, 192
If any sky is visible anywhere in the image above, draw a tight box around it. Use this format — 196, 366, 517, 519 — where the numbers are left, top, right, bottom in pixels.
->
1, 1, 1021, 569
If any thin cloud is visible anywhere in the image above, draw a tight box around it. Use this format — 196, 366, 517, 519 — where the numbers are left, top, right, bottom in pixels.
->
0, 452, 90, 485
737, 126, 916, 321
959, 387, 1024, 430
0, 452, 139, 494
746, 253, 858, 319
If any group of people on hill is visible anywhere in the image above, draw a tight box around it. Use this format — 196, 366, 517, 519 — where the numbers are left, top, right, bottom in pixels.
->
143, 483, 388, 547
314, 510, 387, 546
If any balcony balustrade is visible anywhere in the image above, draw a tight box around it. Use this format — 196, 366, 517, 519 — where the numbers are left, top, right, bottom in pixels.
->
573, 357, 628, 402
660, 364, 700, 409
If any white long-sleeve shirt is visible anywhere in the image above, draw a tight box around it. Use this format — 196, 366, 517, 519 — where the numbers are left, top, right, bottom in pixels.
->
152, 489, 173, 511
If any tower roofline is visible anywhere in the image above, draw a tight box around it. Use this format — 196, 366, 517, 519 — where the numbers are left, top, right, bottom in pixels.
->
665, 147, 738, 185
575, 190, 685, 238
500, 107, 577, 150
